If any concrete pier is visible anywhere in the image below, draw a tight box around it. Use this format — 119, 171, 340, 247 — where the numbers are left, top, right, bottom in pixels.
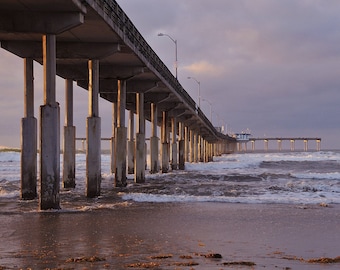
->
111, 102, 117, 174
198, 135, 203, 162
115, 80, 127, 187
190, 129, 194, 163
86, 59, 101, 197
40, 34, 60, 210
171, 117, 178, 170
184, 126, 189, 163
161, 111, 169, 173
247, 137, 322, 152
21, 58, 37, 200
178, 122, 185, 170
135, 92, 145, 183
127, 110, 135, 174
149, 103, 159, 173
194, 132, 198, 163
63, 79, 76, 188
0, 0, 237, 210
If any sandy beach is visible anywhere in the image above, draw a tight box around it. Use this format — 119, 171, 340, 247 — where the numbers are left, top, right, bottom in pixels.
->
0, 201, 339, 269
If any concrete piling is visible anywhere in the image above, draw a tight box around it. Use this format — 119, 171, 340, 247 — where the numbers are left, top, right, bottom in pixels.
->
149, 103, 159, 173
184, 126, 189, 163
127, 110, 135, 174
178, 122, 185, 170
111, 102, 117, 174
40, 104, 60, 209
63, 79, 76, 188
189, 129, 194, 163
86, 116, 101, 197
115, 80, 127, 187
171, 117, 178, 170
21, 58, 37, 200
40, 34, 60, 210
86, 59, 101, 197
161, 111, 169, 173
135, 92, 145, 183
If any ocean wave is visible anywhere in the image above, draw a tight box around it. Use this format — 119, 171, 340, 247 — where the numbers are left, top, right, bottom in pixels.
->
120, 192, 339, 205
292, 172, 340, 180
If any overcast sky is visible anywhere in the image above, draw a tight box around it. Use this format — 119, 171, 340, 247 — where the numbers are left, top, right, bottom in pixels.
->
1, 0, 340, 150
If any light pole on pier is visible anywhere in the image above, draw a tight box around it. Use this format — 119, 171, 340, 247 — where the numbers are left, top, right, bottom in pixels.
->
202, 98, 212, 123
187, 76, 201, 108
213, 110, 225, 133
158, 33, 178, 79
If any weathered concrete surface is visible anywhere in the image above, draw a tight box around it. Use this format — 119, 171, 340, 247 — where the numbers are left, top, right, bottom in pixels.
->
115, 127, 127, 187
40, 104, 60, 210
161, 143, 169, 173
63, 126, 76, 188
150, 136, 159, 173
21, 57, 37, 200
86, 117, 101, 197
63, 79, 76, 188
178, 139, 185, 170
134, 133, 145, 183
21, 117, 37, 199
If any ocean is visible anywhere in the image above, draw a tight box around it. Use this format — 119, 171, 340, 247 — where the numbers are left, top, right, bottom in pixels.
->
1, 149, 339, 211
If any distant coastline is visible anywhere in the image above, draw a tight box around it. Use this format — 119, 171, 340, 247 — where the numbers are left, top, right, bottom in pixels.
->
0, 146, 20, 152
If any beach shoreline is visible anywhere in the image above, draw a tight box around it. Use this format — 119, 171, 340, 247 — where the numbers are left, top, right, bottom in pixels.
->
0, 201, 339, 269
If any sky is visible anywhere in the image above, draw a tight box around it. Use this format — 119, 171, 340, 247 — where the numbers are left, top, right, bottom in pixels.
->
1, 0, 340, 150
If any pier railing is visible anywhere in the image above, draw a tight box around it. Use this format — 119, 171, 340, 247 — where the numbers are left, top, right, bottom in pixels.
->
92, 0, 225, 140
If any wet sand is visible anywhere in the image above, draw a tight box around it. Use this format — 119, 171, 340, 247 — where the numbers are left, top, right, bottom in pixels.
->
0, 202, 339, 269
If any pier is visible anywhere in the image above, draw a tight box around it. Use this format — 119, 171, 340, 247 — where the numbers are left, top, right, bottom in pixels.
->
237, 137, 321, 152
0, 0, 236, 209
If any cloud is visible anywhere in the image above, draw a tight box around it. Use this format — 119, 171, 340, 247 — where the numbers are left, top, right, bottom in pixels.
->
1, 0, 340, 149
182, 60, 225, 77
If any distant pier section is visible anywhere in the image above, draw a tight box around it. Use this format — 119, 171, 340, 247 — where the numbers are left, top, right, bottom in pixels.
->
234, 133, 321, 152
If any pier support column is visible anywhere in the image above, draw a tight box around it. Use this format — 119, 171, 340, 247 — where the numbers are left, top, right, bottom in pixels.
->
264, 140, 269, 151
115, 80, 127, 187
111, 102, 117, 174
171, 117, 178, 170
161, 111, 169, 173
63, 79, 76, 188
21, 58, 37, 200
316, 139, 321, 151
150, 103, 159, 173
204, 140, 209, 162
194, 132, 198, 163
135, 93, 145, 183
278, 140, 282, 151
127, 111, 134, 174
40, 34, 60, 210
86, 59, 101, 198
184, 126, 189, 162
178, 122, 185, 170
189, 129, 194, 163
208, 141, 212, 162
304, 140, 308, 151
198, 135, 204, 162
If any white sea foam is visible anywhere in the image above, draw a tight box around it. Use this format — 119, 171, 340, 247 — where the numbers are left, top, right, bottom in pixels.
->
292, 172, 340, 180
121, 191, 339, 205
